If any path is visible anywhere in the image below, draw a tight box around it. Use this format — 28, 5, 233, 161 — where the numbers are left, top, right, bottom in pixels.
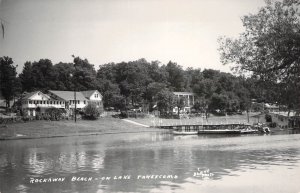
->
122, 119, 150, 128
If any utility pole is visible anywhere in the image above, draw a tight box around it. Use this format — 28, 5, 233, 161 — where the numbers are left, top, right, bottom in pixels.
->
74, 89, 77, 123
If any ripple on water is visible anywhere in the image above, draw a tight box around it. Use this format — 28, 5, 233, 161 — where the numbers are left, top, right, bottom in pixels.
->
0, 132, 300, 193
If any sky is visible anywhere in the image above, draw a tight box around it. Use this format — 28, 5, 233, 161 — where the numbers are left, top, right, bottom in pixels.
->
0, 0, 266, 74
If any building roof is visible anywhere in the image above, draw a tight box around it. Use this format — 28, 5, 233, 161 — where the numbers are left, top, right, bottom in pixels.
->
22, 91, 39, 100
173, 92, 195, 96
81, 90, 102, 98
48, 90, 87, 101
22, 91, 51, 100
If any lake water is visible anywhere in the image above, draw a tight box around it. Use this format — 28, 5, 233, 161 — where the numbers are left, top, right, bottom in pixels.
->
1, 130, 300, 193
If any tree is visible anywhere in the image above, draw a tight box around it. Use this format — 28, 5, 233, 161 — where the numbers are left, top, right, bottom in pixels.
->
19, 61, 35, 92
148, 60, 168, 84
19, 59, 57, 92
145, 82, 167, 102
208, 93, 228, 114
0, 57, 20, 109
175, 97, 185, 116
53, 62, 75, 90
156, 90, 176, 115
83, 103, 102, 120
165, 61, 185, 91
73, 56, 97, 90
193, 79, 217, 99
218, 0, 300, 112
98, 79, 125, 110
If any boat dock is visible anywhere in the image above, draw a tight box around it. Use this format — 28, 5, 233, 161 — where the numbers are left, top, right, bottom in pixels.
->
158, 123, 258, 135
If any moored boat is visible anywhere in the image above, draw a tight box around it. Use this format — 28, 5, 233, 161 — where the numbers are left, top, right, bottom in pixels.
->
172, 130, 198, 135
240, 128, 258, 134
198, 129, 241, 134
170, 123, 263, 135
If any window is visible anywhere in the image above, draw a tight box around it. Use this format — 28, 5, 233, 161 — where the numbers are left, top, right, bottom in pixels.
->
95, 94, 98, 98
29, 101, 32, 104
84, 101, 86, 104
40, 101, 42, 104
78, 100, 80, 104
50, 101, 52, 104
47, 101, 49, 104
43, 101, 46, 104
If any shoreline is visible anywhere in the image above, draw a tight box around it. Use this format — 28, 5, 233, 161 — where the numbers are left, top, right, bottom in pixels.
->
0, 117, 160, 141
0, 130, 162, 141
0, 114, 293, 140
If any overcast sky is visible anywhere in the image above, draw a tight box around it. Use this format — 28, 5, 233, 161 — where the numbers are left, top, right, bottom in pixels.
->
0, 0, 266, 73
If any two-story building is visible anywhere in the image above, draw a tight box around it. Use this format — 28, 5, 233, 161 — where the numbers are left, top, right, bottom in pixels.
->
21, 90, 103, 116
173, 92, 196, 113
48, 90, 88, 110
21, 91, 66, 116
81, 90, 103, 108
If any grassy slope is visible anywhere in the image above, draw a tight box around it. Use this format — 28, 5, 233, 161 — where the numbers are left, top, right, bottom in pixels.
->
0, 117, 158, 140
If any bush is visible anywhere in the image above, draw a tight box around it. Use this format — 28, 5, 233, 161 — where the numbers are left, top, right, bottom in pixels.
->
83, 103, 101, 120
119, 111, 128, 118
0, 117, 5, 124
211, 110, 226, 116
269, 122, 277, 128
159, 113, 179, 119
265, 114, 272, 122
45, 108, 65, 121
22, 116, 33, 122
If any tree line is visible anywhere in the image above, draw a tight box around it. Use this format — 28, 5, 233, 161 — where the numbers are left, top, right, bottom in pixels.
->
0, 55, 282, 115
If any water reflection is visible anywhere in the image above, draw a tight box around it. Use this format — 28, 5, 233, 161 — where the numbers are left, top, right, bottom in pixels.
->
0, 131, 300, 193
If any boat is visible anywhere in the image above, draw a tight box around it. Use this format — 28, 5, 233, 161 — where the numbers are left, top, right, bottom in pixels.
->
172, 130, 198, 135
197, 123, 249, 134
170, 123, 261, 135
172, 126, 198, 135
240, 128, 258, 134
253, 123, 271, 133
198, 129, 241, 134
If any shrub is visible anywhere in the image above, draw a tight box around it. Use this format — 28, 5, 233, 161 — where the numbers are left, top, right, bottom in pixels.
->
0, 117, 5, 124
265, 114, 272, 122
269, 122, 277, 128
22, 116, 31, 122
45, 108, 65, 121
119, 111, 128, 118
83, 103, 101, 120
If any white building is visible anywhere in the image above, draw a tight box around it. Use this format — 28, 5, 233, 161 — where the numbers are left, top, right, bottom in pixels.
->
21, 90, 102, 116
21, 91, 65, 116
81, 90, 103, 108
173, 92, 196, 113
48, 90, 88, 110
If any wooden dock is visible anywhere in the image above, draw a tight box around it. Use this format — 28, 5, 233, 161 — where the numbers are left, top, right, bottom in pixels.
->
158, 123, 257, 134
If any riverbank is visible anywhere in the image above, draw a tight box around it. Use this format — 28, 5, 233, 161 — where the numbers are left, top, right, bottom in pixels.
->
0, 117, 158, 140
0, 113, 289, 140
